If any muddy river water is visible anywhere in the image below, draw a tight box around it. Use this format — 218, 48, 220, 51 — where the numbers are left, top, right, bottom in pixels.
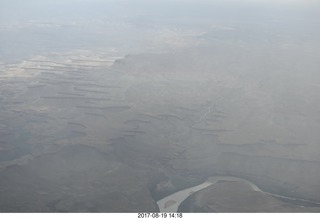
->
157, 176, 320, 212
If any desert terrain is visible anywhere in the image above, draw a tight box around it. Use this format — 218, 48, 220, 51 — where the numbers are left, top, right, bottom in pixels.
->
1, 0, 320, 212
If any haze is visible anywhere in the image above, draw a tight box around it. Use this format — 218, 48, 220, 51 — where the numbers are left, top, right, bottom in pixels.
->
0, 0, 320, 213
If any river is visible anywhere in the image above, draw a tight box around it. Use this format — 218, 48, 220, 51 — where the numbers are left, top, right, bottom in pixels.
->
157, 175, 320, 212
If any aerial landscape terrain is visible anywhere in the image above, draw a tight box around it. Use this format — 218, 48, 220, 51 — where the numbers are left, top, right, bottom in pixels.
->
1, 0, 320, 212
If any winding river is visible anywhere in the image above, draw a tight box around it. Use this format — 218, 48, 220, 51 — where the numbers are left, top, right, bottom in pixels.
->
157, 175, 320, 212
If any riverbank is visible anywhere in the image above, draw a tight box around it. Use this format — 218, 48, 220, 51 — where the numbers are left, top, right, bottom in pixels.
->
157, 176, 320, 212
